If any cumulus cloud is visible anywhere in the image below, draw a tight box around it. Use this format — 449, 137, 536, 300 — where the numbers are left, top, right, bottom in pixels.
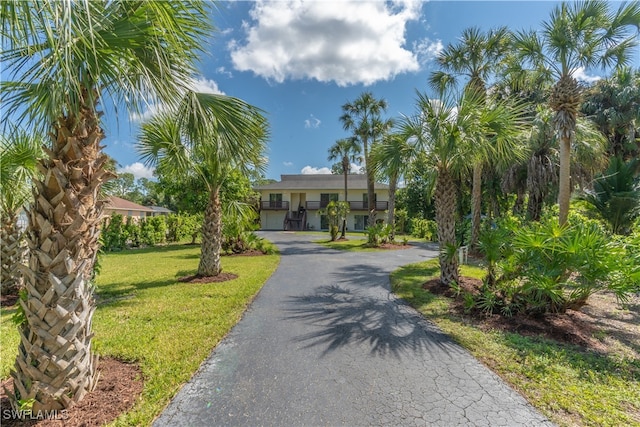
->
573, 67, 601, 84
118, 162, 155, 179
283, 161, 294, 166
131, 76, 225, 122
414, 38, 443, 64
304, 114, 321, 129
230, 0, 423, 86
301, 165, 332, 174
350, 163, 364, 174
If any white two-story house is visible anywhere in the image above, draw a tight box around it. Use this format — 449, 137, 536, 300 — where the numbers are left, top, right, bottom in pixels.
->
254, 174, 390, 231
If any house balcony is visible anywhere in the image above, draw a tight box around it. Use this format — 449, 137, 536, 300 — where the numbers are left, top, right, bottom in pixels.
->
305, 201, 389, 211
260, 200, 290, 210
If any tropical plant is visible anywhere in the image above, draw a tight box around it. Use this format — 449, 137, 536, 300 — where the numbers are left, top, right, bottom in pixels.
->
581, 67, 640, 159
0, 128, 43, 294
578, 156, 640, 234
340, 92, 390, 228
139, 91, 268, 277
327, 137, 361, 238
400, 88, 526, 285
0, 0, 211, 411
515, 0, 640, 225
429, 26, 513, 248
370, 131, 416, 241
318, 201, 350, 242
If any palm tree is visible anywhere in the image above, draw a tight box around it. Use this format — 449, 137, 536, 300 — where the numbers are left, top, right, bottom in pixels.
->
0, 0, 211, 411
340, 92, 389, 228
429, 26, 513, 249
327, 137, 361, 239
515, 0, 640, 225
0, 128, 43, 295
139, 91, 268, 277
370, 131, 416, 242
578, 156, 640, 234
401, 89, 525, 285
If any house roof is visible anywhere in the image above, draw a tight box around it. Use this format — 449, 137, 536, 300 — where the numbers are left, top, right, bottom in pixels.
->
105, 196, 155, 212
150, 206, 173, 214
254, 174, 389, 191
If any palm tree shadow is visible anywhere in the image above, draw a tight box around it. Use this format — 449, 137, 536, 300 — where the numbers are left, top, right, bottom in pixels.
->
284, 284, 462, 359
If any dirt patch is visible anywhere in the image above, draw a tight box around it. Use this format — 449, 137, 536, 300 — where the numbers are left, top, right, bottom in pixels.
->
1, 294, 19, 308
423, 277, 640, 357
223, 250, 265, 257
177, 272, 238, 284
0, 358, 143, 427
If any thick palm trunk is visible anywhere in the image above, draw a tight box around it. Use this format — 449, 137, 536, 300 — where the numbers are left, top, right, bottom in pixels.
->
11, 94, 114, 412
363, 141, 376, 228
341, 160, 348, 239
470, 163, 482, 249
558, 135, 571, 225
1, 212, 26, 294
198, 187, 222, 276
434, 169, 459, 285
387, 173, 397, 241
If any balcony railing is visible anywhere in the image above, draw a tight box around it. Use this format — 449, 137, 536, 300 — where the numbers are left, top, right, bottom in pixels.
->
305, 201, 389, 211
260, 200, 289, 210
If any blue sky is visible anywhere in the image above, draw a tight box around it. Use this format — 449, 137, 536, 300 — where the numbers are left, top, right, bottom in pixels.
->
102, 0, 634, 181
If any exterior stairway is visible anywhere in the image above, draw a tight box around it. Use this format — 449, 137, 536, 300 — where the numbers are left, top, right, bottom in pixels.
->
283, 210, 306, 231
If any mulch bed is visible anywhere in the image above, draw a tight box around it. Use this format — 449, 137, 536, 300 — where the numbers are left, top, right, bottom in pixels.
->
177, 272, 238, 284
423, 276, 604, 351
0, 358, 143, 427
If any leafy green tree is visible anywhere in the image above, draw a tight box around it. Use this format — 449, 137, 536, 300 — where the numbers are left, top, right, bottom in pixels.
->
0, 128, 43, 294
0, 0, 211, 410
327, 137, 361, 238
578, 156, 640, 234
340, 92, 390, 228
139, 91, 268, 277
515, 0, 640, 225
581, 67, 640, 159
319, 201, 350, 242
401, 89, 525, 285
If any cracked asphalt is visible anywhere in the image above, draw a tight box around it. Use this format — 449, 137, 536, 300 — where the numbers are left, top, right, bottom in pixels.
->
154, 232, 553, 426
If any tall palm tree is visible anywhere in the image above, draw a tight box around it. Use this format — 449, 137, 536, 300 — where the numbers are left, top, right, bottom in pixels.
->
340, 92, 389, 228
429, 26, 513, 249
401, 89, 525, 285
370, 131, 416, 242
327, 137, 361, 238
139, 91, 268, 277
0, 128, 43, 295
0, 0, 211, 411
515, 0, 640, 225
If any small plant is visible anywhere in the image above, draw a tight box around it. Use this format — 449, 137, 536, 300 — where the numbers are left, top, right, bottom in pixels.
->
319, 201, 349, 242
410, 218, 437, 241
449, 280, 462, 297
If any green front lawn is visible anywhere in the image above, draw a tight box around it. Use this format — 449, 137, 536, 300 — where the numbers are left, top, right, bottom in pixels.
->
1, 244, 279, 426
391, 259, 640, 427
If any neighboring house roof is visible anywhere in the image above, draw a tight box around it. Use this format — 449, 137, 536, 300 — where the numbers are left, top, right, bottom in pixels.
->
150, 206, 173, 214
254, 174, 389, 191
105, 196, 155, 213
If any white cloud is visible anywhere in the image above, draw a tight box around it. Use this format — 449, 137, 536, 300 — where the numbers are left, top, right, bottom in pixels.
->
414, 38, 443, 64
301, 165, 332, 174
130, 76, 224, 122
350, 163, 364, 174
230, 0, 423, 86
283, 161, 294, 166
118, 162, 155, 179
216, 66, 233, 78
304, 114, 321, 129
572, 67, 601, 84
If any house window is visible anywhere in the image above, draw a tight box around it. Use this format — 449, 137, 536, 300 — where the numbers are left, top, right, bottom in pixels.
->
320, 193, 338, 208
269, 193, 283, 208
127, 210, 133, 217
320, 215, 329, 230
354, 215, 368, 231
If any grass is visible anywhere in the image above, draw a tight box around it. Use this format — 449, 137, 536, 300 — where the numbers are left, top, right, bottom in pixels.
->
391, 259, 640, 427
1, 244, 279, 426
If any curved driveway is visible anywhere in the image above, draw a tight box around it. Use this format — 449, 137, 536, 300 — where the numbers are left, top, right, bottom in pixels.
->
154, 232, 552, 426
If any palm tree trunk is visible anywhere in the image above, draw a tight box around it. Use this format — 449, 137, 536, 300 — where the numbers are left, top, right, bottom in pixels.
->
558, 134, 571, 226
363, 141, 376, 228
387, 173, 397, 242
1, 212, 25, 295
11, 94, 113, 412
470, 163, 482, 249
434, 169, 459, 285
198, 187, 222, 276
341, 159, 348, 239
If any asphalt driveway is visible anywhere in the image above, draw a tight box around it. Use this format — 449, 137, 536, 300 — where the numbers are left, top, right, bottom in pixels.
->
154, 232, 552, 426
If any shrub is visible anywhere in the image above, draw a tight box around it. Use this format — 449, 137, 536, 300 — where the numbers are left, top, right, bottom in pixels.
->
410, 218, 437, 241
101, 214, 128, 251
366, 223, 393, 247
